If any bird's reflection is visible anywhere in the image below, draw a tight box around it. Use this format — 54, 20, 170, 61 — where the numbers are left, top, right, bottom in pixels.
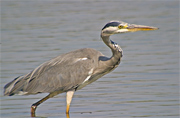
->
31, 113, 70, 118
31, 112, 92, 118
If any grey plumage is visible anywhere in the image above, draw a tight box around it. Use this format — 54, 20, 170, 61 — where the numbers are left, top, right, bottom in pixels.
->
5, 49, 101, 94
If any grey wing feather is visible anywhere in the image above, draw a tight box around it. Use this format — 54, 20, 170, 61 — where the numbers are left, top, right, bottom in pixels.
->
4, 48, 102, 95
26, 57, 94, 93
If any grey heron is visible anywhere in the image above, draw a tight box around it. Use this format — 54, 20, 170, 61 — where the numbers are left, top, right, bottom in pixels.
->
4, 20, 158, 117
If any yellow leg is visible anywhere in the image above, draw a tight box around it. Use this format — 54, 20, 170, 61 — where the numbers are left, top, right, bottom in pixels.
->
66, 104, 70, 114
66, 90, 75, 114
66, 113, 70, 118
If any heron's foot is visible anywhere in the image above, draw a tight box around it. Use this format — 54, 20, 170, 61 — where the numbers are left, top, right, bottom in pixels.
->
31, 105, 37, 117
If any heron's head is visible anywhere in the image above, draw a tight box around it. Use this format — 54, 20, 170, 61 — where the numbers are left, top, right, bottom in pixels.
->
101, 21, 159, 37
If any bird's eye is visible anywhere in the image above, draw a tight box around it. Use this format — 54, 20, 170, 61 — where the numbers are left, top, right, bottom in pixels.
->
118, 25, 124, 29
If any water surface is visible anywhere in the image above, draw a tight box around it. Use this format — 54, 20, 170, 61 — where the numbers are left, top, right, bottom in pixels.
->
1, 1, 179, 118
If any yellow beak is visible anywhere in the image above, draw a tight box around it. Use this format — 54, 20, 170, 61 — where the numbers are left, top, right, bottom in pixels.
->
126, 24, 159, 32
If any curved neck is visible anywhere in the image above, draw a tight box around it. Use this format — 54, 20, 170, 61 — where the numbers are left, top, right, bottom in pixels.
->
100, 34, 123, 66
101, 34, 123, 57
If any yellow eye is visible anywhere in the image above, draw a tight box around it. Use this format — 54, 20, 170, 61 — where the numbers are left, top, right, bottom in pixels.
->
118, 25, 124, 29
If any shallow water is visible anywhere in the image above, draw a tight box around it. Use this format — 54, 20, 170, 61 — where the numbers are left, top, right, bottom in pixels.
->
1, 1, 179, 118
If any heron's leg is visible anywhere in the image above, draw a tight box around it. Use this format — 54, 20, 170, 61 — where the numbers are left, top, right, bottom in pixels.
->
66, 90, 75, 114
31, 92, 58, 117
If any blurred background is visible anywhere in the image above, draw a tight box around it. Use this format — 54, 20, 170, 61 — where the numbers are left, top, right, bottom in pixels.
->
1, 1, 179, 118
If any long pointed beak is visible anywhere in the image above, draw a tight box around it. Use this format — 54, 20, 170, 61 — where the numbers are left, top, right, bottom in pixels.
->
126, 24, 159, 32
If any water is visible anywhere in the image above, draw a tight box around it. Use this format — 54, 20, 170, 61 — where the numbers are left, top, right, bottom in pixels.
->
1, 1, 179, 118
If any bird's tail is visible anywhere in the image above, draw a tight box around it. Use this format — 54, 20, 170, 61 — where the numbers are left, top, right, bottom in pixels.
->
4, 76, 27, 96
